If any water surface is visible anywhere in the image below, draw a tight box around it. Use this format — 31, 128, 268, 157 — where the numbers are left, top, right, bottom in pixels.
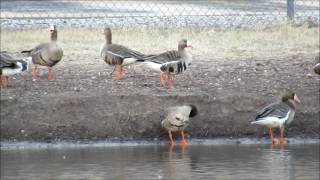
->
1, 143, 319, 180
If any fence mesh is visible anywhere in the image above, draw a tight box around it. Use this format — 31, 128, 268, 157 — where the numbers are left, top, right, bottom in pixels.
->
1, 0, 319, 29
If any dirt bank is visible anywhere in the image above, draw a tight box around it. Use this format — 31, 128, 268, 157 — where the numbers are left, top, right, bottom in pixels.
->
1, 53, 319, 141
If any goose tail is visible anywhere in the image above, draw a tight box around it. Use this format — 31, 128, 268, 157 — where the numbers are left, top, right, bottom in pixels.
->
188, 104, 198, 118
21, 50, 32, 54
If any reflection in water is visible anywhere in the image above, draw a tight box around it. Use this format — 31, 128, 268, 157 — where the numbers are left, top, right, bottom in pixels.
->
165, 144, 191, 180
260, 145, 292, 179
1, 144, 319, 180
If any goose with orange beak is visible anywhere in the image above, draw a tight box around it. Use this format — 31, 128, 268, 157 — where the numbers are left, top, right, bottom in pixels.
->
142, 39, 193, 87
251, 92, 301, 144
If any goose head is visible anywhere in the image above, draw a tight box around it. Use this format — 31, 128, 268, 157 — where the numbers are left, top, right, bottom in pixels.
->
282, 91, 300, 108
49, 25, 58, 41
178, 39, 192, 51
104, 27, 112, 44
178, 39, 193, 66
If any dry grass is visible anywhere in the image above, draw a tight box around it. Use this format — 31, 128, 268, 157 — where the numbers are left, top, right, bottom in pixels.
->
1, 25, 319, 63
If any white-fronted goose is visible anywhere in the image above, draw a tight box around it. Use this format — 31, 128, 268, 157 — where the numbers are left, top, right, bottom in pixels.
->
0, 52, 31, 88
100, 27, 148, 80
142, 39, 192, 87
21, 25, 63, 81
251, 92, 300, 144
161, 104, 198, 145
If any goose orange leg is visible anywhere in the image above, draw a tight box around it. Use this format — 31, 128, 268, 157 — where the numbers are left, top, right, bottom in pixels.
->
167, 73, 173, 87
0, 76, 8, 88
160, 72, 164, 86
180, 130, 188, 145
279, 128, 285, 144
48, 67, 54, 81
168, 130, 175, 145
269, 128, 277, 144
32, 65, 38, 81
117, 65, 123, 80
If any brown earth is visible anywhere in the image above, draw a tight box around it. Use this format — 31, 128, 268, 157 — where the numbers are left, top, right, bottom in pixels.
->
0, 53, 319, 142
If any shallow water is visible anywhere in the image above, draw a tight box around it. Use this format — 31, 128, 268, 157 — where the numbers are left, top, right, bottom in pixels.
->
1, 143, 319, 180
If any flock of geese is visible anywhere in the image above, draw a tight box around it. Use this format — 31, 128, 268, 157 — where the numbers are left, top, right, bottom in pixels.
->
0, 25, 318, 146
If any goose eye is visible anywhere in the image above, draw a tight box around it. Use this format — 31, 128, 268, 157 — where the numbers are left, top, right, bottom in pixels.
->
176, 117, 180, 120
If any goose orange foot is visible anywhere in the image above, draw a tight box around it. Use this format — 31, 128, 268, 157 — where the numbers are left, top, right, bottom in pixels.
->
268, 128, 277, 144
279, 128, 286, 144
180, 130, 188, 146
180, 140, 188, 146
48, 67, 54, 81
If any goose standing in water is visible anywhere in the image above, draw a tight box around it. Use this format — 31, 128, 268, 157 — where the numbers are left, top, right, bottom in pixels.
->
251, 92, 300, 144
142, 39, 192, 87
162, 104, 198, 145
21, 25, 63, 81
0, 52, 31, 88
100, 27, 149, 80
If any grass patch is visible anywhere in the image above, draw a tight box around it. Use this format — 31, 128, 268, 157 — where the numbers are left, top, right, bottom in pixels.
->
1, 25, 319, 63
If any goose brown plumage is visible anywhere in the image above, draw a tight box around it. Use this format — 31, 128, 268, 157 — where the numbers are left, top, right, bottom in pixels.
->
100, 27, 149, 80
21, 25, 63, 81
142, 39, 192, 87
161, 104, 198, 145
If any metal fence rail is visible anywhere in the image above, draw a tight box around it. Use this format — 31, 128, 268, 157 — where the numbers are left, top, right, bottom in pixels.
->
1, 0, 319, 29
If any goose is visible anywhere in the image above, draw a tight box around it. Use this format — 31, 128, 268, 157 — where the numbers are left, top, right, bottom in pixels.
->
100, 27, 149, 80
161, 104, 198, 145
21, 25, 63, 81
251, 92, 300, 144
0, 52, 31, 88
142, 39, 192, 87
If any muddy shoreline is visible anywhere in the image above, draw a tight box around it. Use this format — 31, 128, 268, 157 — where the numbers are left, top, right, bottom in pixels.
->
1, 53, 319, 142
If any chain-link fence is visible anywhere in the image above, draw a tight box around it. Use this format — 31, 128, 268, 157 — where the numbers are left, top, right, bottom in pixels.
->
1, 0, 319, 29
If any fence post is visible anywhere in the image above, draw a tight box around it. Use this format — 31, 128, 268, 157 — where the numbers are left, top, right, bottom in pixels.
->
287, 0, 295, 21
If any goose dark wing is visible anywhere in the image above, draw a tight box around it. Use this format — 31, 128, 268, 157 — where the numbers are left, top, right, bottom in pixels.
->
145, 50, 181, 64
108, 44, 146, 59
0, 53, 17, 68
255, 102, 290, 120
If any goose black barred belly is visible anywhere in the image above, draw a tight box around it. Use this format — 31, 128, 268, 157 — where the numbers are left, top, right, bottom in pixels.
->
141, 39, 193, 87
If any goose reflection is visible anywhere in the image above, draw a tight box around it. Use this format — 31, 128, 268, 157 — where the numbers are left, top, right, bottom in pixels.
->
258, 145, 295, 179
158, 144, 192, 180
